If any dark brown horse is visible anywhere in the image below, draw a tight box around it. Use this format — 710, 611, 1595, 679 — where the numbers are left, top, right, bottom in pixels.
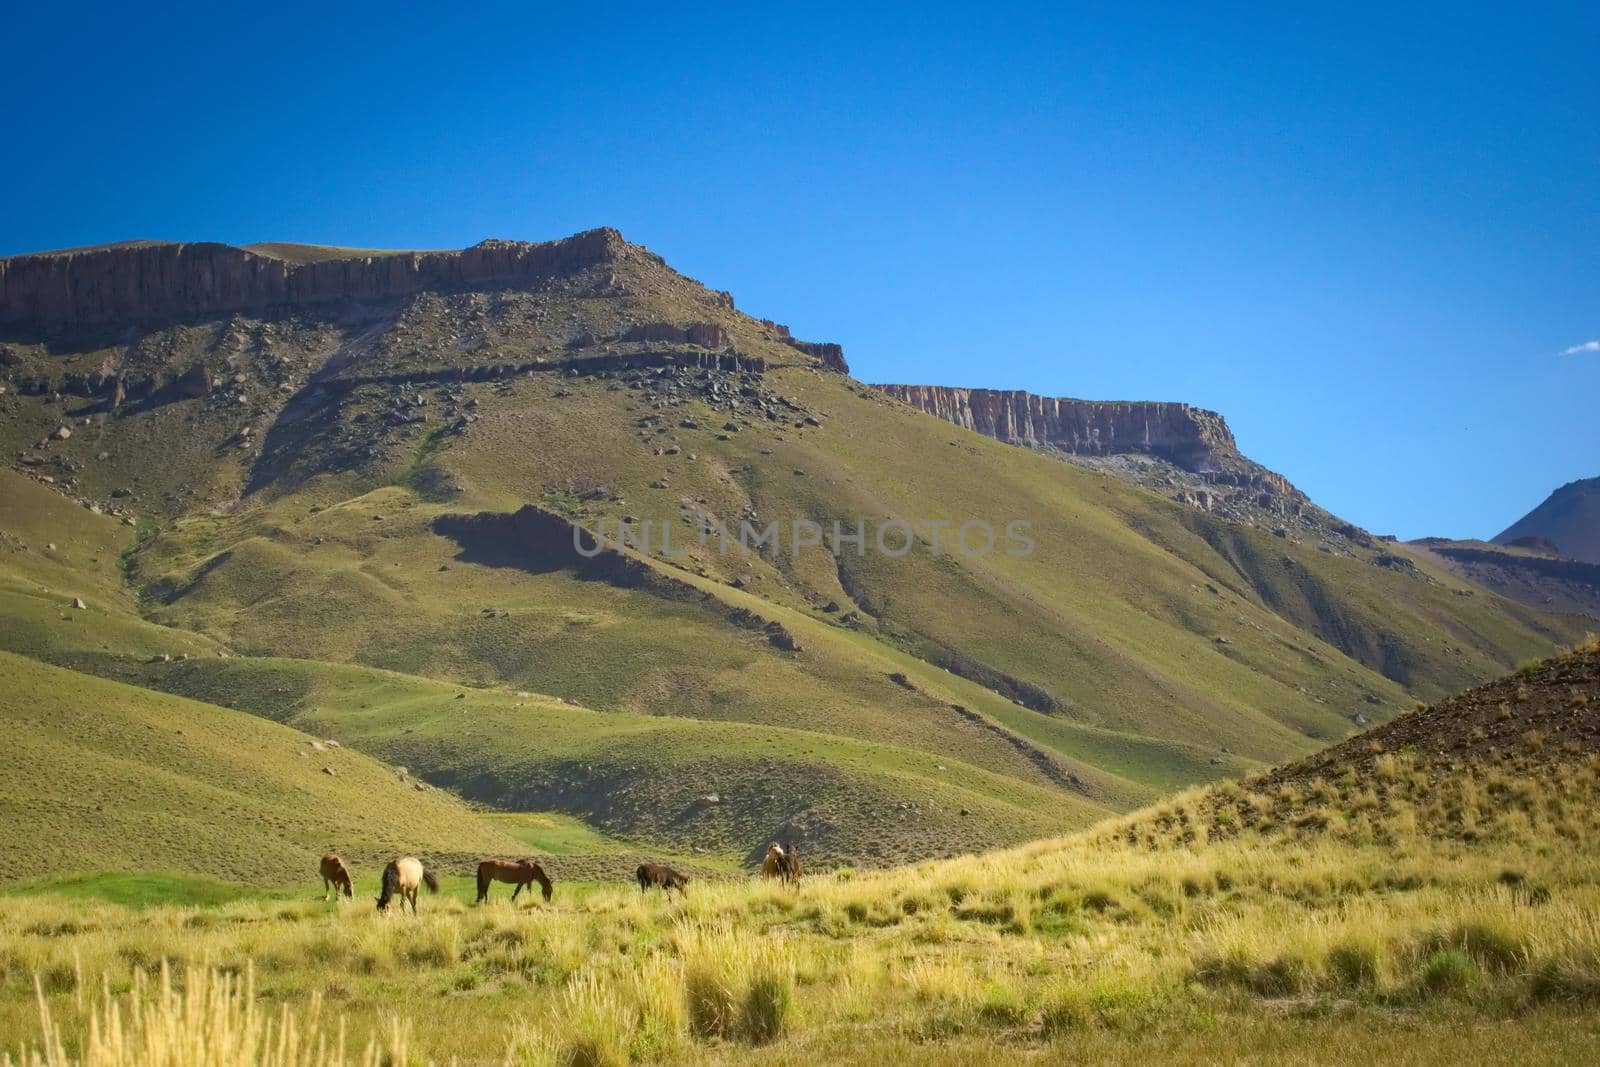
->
320, 853, 354, 900
636, 862, 689, 895
376, 857, 438, 914
476, 858, 553, 904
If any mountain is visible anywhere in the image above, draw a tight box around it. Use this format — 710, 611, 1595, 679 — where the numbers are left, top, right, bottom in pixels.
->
873, 384, 1362, 550
0, 230, 1585, 869
1495, 476, 1600, 565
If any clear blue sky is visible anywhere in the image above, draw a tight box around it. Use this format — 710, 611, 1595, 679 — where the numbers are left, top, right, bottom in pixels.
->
3, 2, 1595, 539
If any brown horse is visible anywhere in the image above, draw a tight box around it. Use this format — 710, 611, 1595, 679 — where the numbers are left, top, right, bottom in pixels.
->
760, 842, 804, 886
636, 862, 689, 895
376, 857, 438, 914
320, 853, 354, 900
476, 858, 553, 904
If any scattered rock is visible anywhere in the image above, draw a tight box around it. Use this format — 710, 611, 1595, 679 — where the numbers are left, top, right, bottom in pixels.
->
322, 766, 337, 776
764, 621, 802, 652
51, 425, 71, 440
70, 597, 86, 610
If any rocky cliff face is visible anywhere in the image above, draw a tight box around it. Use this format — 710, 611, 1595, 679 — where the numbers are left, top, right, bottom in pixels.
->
875, 383, 1344, 540
0, 230, 625, 327
875, 385, 1237, 472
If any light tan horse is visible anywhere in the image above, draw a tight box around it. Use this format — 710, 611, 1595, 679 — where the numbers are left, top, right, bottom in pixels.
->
319, 853, 354, 900
376, 857, 438, 913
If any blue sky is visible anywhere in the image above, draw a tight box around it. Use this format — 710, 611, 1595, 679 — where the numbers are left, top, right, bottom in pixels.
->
3, 2, 1595, 539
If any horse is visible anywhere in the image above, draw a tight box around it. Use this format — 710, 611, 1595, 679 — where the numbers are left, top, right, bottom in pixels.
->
636, 862, 689, 895
376, 857, 438, 913
319, 853, 354, 900
476, 858, 553, 904
761, 842, 804, 886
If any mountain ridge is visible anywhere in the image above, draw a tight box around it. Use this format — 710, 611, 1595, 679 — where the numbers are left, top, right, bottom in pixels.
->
0, 227, 1586, 867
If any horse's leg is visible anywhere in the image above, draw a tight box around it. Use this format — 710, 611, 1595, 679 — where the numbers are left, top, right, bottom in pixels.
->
511, 881, 523, 902
322, 878, 329, 901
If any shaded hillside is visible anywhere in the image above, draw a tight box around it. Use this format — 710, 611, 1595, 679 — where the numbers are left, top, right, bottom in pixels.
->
1408, 537, 1600, 619
0, 230, 1586, 865
1496, 476, 1600, 565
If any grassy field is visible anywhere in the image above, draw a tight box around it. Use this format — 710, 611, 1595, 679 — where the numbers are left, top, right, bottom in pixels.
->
2, 802, 1597, 1065
2, 645, 1596, 1063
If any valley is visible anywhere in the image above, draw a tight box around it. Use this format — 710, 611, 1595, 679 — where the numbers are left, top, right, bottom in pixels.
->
0, 231, 1595, 1064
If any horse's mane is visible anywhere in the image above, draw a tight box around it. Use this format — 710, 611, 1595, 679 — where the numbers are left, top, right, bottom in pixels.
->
377, 860, 399, 905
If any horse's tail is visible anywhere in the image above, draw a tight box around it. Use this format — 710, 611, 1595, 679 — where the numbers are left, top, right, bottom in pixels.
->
422, 869, 440, 894
475, 864, 489, 902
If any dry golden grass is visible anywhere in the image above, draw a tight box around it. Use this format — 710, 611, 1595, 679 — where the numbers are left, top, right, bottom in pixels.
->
3, 817, 1599, 1064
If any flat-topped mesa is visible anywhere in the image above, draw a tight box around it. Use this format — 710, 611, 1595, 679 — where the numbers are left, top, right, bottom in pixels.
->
0, 229, 626, 327
875, 384, 1237, 472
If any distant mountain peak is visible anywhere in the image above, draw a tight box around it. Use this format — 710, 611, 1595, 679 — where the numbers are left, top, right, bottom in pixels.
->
1495, 476, 1600, 565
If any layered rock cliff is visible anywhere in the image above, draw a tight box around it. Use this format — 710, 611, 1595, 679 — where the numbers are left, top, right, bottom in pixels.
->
875, 385, 1238, 472
0, 230, 625, 327
875, 383, 1337, 537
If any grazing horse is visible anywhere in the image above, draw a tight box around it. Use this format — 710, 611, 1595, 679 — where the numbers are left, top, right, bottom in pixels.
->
319, 853, 354, 900
376, 857, 438, 913
761, 842, 804, 886
476, 858, 553, 904
636, 862, 689, 895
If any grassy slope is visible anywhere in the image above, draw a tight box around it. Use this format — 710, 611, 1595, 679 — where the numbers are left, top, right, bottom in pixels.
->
0, 652, 526, 884
0, 234, 1583, 870
0, 472, 1111, 868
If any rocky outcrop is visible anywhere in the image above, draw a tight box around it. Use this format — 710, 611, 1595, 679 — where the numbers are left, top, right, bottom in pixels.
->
0, 229, 625, 327
758, 319, 849, 373
784, 338, 848, 373
875, 384, 1236, 472
613, 322, 731, 348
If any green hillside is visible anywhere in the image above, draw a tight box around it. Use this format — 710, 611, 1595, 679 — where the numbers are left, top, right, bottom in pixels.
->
0, 652, 524, 884
0, 230, 1585, 870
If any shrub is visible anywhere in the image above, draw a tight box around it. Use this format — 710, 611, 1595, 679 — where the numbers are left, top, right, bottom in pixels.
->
1417, 949, 1478, 995
741, 971, 793, 1044
1452, 922, 1525, 974
1249, 952, 1317, 996
1040, 984, 1093, 1035
975, 978, 1030, 1025
556, 970, 633, 1067
1327, 935, 1387, 990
